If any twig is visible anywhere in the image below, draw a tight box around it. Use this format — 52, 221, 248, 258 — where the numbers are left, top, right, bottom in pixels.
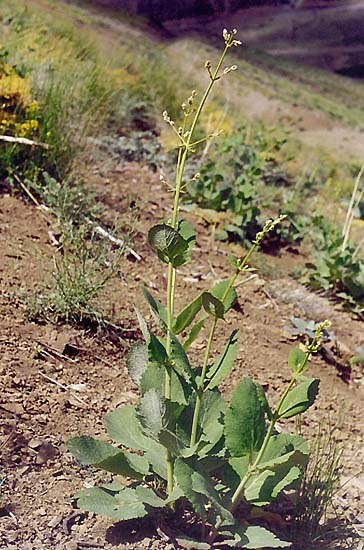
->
88, 221, 142, 261
0, 134, 49, 149
235, 273, 258, 287
38, 371, 88, 406
262, 287, 279, 311
12, 172, 41, 207
35, 340, 76, 362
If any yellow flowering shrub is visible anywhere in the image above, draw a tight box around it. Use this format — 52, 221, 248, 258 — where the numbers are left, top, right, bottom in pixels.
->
0, 63, 39, 139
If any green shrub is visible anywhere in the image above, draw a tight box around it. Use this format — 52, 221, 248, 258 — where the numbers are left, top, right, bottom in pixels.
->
300, 217, 364, 317
185, 125, 289, 244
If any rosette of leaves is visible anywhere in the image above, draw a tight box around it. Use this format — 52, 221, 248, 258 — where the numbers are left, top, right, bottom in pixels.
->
69, 220, 320, 548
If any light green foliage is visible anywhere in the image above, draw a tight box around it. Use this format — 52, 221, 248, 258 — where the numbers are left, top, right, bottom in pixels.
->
185, 125, 289, 244
300, 216, 364, 317
70, 31, 327, 548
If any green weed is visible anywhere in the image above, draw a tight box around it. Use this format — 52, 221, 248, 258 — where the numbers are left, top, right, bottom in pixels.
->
69, 31, 328, 548
26, 173, 130, 326
300, 216, 364, 317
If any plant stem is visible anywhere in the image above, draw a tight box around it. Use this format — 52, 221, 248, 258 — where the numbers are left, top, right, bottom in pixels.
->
228, 333, 320, 515
163, 42, 234, 482
190, 242, 258, 447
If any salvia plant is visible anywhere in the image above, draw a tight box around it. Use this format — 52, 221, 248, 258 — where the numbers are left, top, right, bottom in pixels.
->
69, 30, 329, 548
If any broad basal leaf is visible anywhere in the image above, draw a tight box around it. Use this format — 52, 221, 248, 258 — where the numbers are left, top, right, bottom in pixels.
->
224, 378, 266, 457
277, 378, 320, 419
68, 436, 149, 479
175, 458, 233, 523
137, 389, 166, 437
105, 405, 151, 451
260, 433, 308, 464
205, 330, 239, 390
244, 450, 307, 506
221, 524, 291, 548
76, 486, 147, 521
198, 389, 226, 446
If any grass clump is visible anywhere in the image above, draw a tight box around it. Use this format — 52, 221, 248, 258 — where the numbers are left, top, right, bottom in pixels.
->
26, 172, 131, 327
68, 30, 330, 549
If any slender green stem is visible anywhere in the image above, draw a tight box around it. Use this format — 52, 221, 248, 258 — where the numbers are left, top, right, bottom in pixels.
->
189, 242, 258, 447
229, 334, 320, 512
163, 38, 234, 494
190, 316, 218, 446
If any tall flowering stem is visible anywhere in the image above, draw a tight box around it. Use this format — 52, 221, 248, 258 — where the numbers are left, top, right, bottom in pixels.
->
162, 29, 241, 495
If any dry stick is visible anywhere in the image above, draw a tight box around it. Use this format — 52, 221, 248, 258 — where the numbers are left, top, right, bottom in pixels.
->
38, 371, 88, 406
88, 221, 142, 261
0, 134, 49, 148
342, 159, 364, 252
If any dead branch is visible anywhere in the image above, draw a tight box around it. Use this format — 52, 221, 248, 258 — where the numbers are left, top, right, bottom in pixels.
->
0, 134, 49, 149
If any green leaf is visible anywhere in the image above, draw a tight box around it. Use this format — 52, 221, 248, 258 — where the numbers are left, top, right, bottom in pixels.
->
148, 332, 168, 365
148, 224, 188, 266
76, 486, 147, 521
175, 538, 210, 550
206, 330, 239, 390
221, 525, 291, 548
173, 295, 202, 334
224, 378, 266, 457
68, 436, 149, 479
260, 433, 308, 464
135, 486, 168, 508
126, 342, 148, 385
244, 449, 306, 506
174, 459, 206, 518
202, 291, 225, 319
170, 335, 196, 387
278, 379, 320, 419
183, 318, 206, 351
105, 405, 151, 451
142, 286, 167, 329
69, 436, 120, 465
134, 306, 150, 343
137, 389, 165, 437
175, 458, 233, 523
199, 389, 226, 446
288, 348, 306, 373
211, 279, 237, 313
176, 219, 196, 266
140, 361, 163, 395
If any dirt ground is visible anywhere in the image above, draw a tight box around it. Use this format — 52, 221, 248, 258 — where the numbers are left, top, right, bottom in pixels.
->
1, 161, 364, 549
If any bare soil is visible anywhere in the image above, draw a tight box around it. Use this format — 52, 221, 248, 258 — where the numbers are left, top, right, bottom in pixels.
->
1, 160, 363, 549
